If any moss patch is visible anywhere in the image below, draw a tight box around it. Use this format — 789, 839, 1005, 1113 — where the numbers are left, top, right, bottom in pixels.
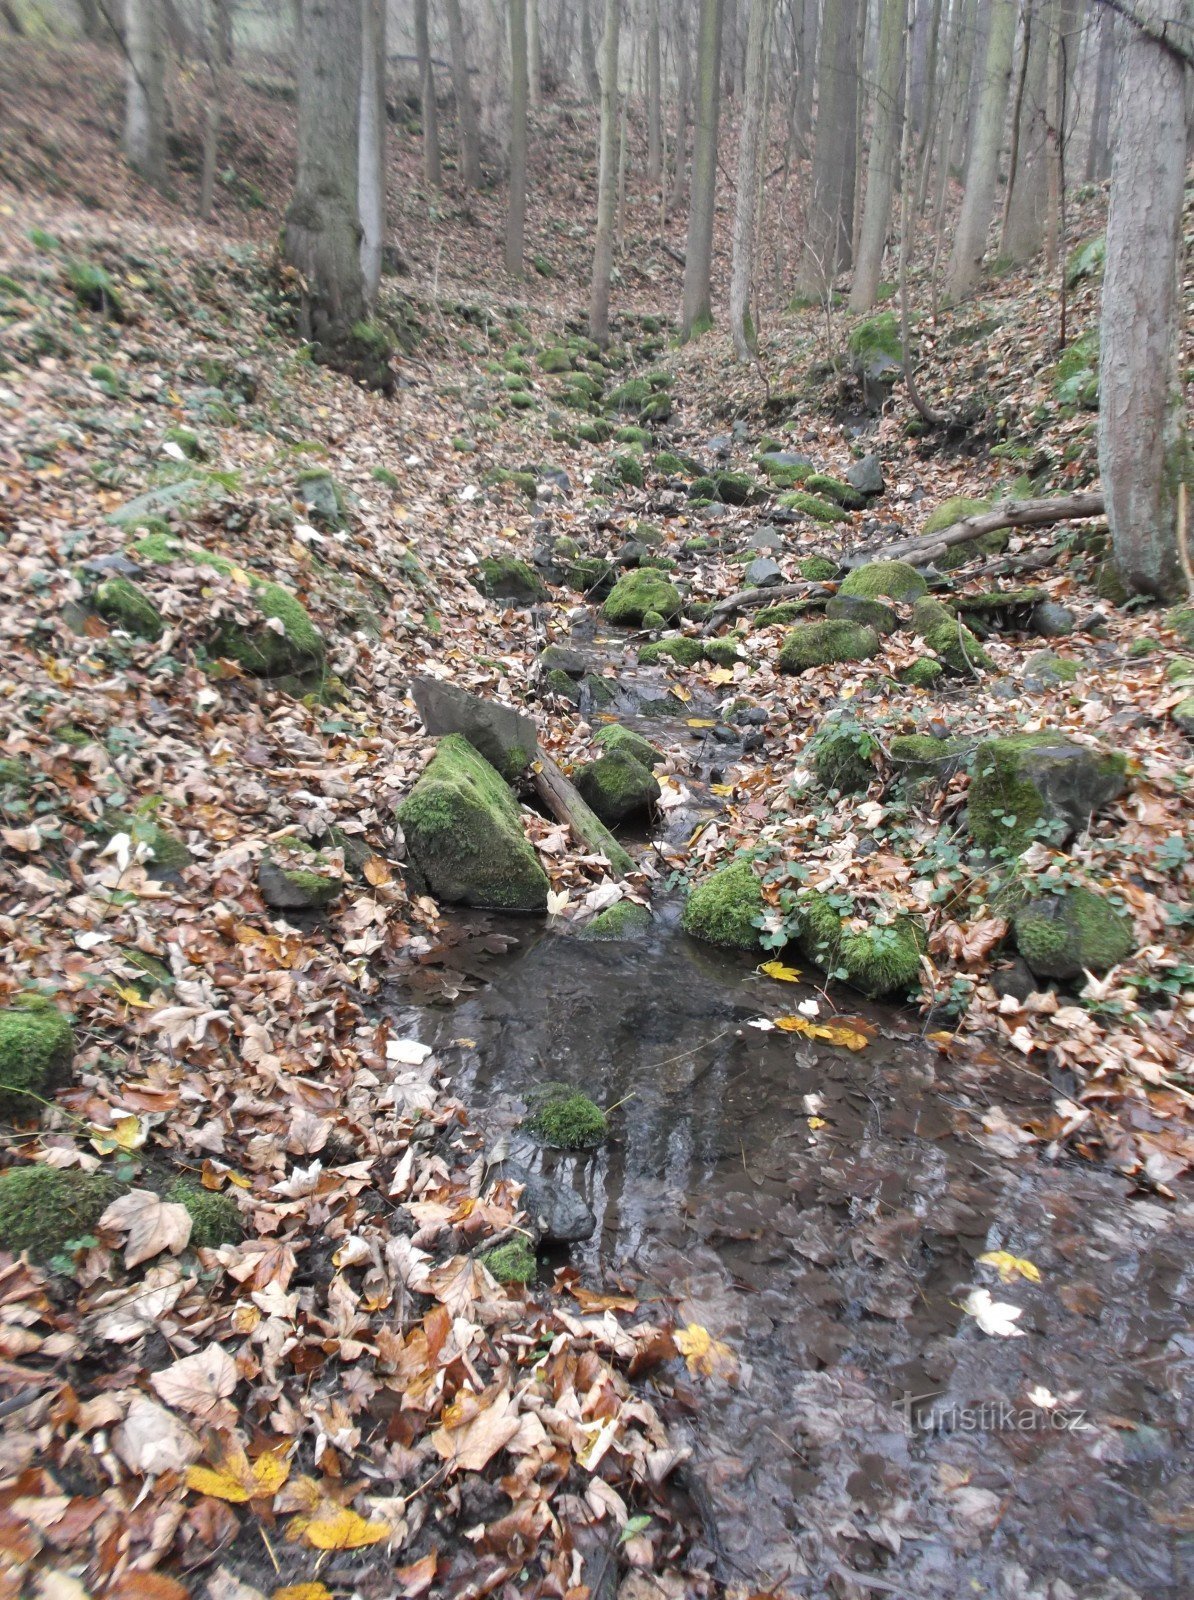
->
778, 619, 880, 672
524, 1087, 608, 1149
1013, 887, 1133, 981
167, 1180, 243, 1248
777, 490, 852, 524
794, 893, 924, 998
968, 731, 1128, 851
897, 658, 945, 689
805, 473, 864, 510
812, 720, 876, 793
681, 859, 764, 950
0, 1164, 123, 1261
839, 560, 926, 603
638, 636, 705, 667
95, 577, 165, 641
825, 595, 898, 635
100, 810, 191, 873
603, 569, 682, 626
473, 556, 549, 604
579, 901, 652, 941
482, 1238, 538, 1284
593, 724, 660, 767
923, 496, 991, 538
573, 751, 660, 825
0, 995, 74, 1117
213, 583, 325, 677
922, 618, 994, 676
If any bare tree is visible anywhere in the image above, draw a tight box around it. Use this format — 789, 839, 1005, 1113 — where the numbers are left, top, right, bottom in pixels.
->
507, 0, 529, 275
796, 0, 862, 296
945, 0, 1017, 300
529, 0, 542, 105
198, 0, 229, 223
850, 0, 906, 311
589, 0, 621, 343
646, 0, 663, 186
444, 0, 483, 189
668, 0, 692, 213
1097, 0, 1191, 599
1084, 3, 1116, 179
125, 0, 168, 191
1002, 0, 1051, 263
729, 0, 774, 359
681, 0, 724, 338
415, 0, 442, 188
359, 0, 387, 302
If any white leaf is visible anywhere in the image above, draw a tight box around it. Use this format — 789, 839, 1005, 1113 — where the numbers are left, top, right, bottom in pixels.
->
963, 1288, 1028, 1338
546, 888, 571, 916
293, 521, 326, 544
797, 998, 820, 1018
386, 1038, 433, 1065
112, 1394, 201, 1476
149, 1342, 238, 1420
746, 1017, 775, 1031
162, 441, 187, 462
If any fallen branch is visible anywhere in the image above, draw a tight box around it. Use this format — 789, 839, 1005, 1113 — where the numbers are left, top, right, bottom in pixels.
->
699, 578, 822, 634
531, 751, 634, 878
868, 492, 1105, 567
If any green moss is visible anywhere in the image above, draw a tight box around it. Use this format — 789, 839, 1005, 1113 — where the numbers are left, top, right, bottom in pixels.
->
537, 347, 575, 373
0, 1165, 123, 1261
805, 473, 864, 510
603, 569, 682, 626
0, 996, 74, 1117
794, 893, 923, 998
606, 376, 652, 410
100, 810, 191, 872
615, 425, 652, 446
777, 490, 852, 524
689, 471, 760, 506
164, 426, 203, 460
0, 757, 34, 809
579, 901, 652, 941
847, 311, 902, 367
503, 353, 532, 375
825, 595, 898, 634
839, 560, 926, 603
1065, 234, 1105, 287
703, 635, 744, 667
1166, 608, 1194, 647
897, 658, 945, 689
260, 837, 343, 907
65, 259, 122, 317
524, 1089, 608, 1149
545, 668, 581, 704
758, 457, 813, 486
923, 618, 994, 676
936, 530, 1009, 572
398, 734, 549, 912
213, 583, 325, 677
778, 619, 881, 672
1024, 651, 1079, 687
653, 450, 686, 475
95, 577, 164, 642
922, 496, 992, 538
681, 860, 764, 950
574, 751, 659, 824
167, 1180, 243, 1248
968, 731, 1128, 851
473, 556, 548, 603
1093, 560, 1129, 606
482, 1238, 538, 1284
889, 734, 966, 782
593, 724, 661, 767
797, 556, 838, 582
638, 636, 705, 667
755, 600, 821, 627
611, 454, 645, 488
1013, 887, 1133, 980
575, 420, 614, 444
811, 721, 876, 793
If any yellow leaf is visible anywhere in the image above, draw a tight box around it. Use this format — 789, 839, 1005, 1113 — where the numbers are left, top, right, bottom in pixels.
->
226, 1171, 252, 1189
978, 1250, 1041, 1284
686, 718, 716, 728
89, 1114, 147, 1155
674, 1322, 736, 1379
707, 666, 735, 684
112, 984, 155, 1008
292, 1508, 390, 1551
774, 1016, 871, 1051
759, 960, 802, 983
807, 1116, 828, 1131
710, 782, 735, 796
671, 685, 692, 702
363, 855, 392, 886
273, 1587, 333, 1600
186, 1444, 290, 1504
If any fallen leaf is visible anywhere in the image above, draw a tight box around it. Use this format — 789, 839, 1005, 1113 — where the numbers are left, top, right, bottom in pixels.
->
100, 1189, 192, 1267
674, 1322, 736, 1379
774, 1015, 871, 1050
186, 1438, 291, 1503
112, 1395, 201, 1476
963, 1288, 1028, 1338
758, 960, 801, 982
150, 1343, 238, 1421
978, 1249, 1042, 1284
287, 1506, 390, 1551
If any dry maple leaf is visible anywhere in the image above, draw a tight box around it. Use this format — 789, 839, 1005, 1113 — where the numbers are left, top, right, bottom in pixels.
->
286, 1505, 391, 1551
111, 1394, 201, 1476
673, 1323, 737, 1380
100, 1189, 192, 1268
185, 1436, 291, 1503
430, 1386, 521, 1473
149, 1342, 238, 1423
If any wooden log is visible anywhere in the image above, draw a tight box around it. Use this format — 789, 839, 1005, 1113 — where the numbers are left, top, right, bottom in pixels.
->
531, 751, 635, 878
699, 579, 821, 633
865, 492, 1105, 567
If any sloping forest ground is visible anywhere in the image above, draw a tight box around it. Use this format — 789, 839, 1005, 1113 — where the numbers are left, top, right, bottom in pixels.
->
0, 36, 1192, 1600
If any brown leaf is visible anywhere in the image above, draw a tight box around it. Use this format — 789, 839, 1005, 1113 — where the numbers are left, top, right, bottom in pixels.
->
100, 1189, 192, 1268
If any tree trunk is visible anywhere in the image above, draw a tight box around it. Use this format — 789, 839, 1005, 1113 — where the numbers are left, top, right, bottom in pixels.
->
796, 0, 862, 296
1097, 0, 1191, 601
1084, 4, 1115, 180
589, 0, 619, 342
444, 0, 483, 189
284, 0, 366, 350
1044, 0, 1081, 273
528, 0, 542, 105
668, 0, 692, 212
646, 0, 662, 185
359, 0, 386, 303
849, 0, 905, 312
681, 0, 723, 338
415, 0, 442, 188
580, 0, 600, 98
198, 0, 228, 223
945, 0, 1017, 300
954, 0, 993, 172
1002, 0, 1051, 262
729, 0, 773, 359
794, 0, 818, 147
124, 0, 168, 191
615, 32, 632, 246
506, 0, 529, 275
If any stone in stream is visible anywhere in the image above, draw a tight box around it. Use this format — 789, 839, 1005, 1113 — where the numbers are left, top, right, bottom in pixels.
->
778, 619, 881, 672
1012, 887, 1134, 981
398, 734, 549, 912
489, 1157, 597, 1244
593, 723, 661, 767
968, 731, 1127, 851
745, 557, 783, 588
846, 453, 885, 497
578, 901, 652, 940
602, 568, 683, 626
794, 891, 925, 998
411, 677, 538, 782
681, 859, 765, 950
573, 751, 660, 825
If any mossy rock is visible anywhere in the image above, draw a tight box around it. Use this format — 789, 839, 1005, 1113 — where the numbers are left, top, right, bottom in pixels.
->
681, 859, 764, 951
574, 752, 660, 825
0, 995, 74, 1118
825, 594, 898, 635
778, 619, 881, 672
638, 636, 705, 667
923, 496, 992, 539
603, 569, 682, 626
755, 599, 823, 628
777, 490, 852, 524
811, 720, 876, 793
798, 555, 839, 581
482, 1238, 538, 1284
1172, 697, 1194, 735
605, 376, 652, 411
615, 425, 652, 446
95, 577, 164, 642
297, 467, 348, 529
897, 658, 945, 689
0, 757, 35, 811
398, 734, 549, 912
593, 724, 661, 768
566, 556, 617, 597
968, 731, 1128, 851
639, 393, 673, 423
524, 1085, 608, 1149
758, 456, 814, 487
258, 838, 343, 911
212, 583, 325, 678
1092, 560, 1130, 606
99, 811, 191, 873
805, 473, 865, 511
703, 635, 744, 667
839, 560, 926, 603
889, 734, 967, 783
167, 1179, 243, 1248
473, 556, 548, 605
936, 530, 1009, 572
164, 426, 204, 460
1023, 651, 1079, 690
0, 1164, 124, 1261
537, 347, 576, 373
922, 618, 994, 676
847, 311, 902, 370
688, 471, 760, 506
611, 454, 645, 489
579, 901, 652, 941
794, 893, 924, 998
1013, 887, 1133, 981
912, 597, 954, 633
1166, 608, 1194, 647
653, 450, 688, 476
503, 353, 532, 375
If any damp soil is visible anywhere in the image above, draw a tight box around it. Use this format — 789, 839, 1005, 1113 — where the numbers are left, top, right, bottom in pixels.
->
388, 908, 1193, 1598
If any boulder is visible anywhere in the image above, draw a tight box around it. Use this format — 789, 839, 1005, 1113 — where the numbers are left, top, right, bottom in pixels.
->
297, 468, 346, 528
1013, 888, 1134, 981
411, 677, 537, 782
258, 840, 344, 911
794, 892, 924, 998
812, 718, 876, 793
825, 594, 898, 635
0, 1164, 124, 1262
778, 619, 881, 672
839, 559, 926, 603
574, 752, 660, 825
212, 583, 325, 678
888, 733, 968, 783
592, 724, 661, 768
1030, 601, 1076, 638
1022, 651, 1079, 691
472, 556, 548, 605
681, 859, 764, 950
602, 569, 682, 626
0, 995, 74, 1118
745, 557, 783, 588
398, 734, 549, 912
579, 901, 652, 941
99, 811, 191, 875
846, 454, 885, 497
488, 1157, 596, 1244
968, 732, 1128, 851
95, 577, 164, 641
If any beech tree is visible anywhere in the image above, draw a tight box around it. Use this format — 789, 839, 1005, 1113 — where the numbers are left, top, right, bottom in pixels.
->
589, 0, 621, 344
358, 0, 386, 304
796, 0, 861, 296
1002, 0, 1052, 263
681, 0, 724, 338
729, 0, 774, 359
850, 0, 905, 312
125, 0, 167, 190
1097, 0, 1191, 599
945, 0, 1017, 300
507, 0, 529, 276
444, 0, 483, 190
646, 0, 662, 187
415, 0, 442, 190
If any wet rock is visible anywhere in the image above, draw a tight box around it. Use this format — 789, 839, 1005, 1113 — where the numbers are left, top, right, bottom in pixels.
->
1031, 601, 1077, 638
778, 619, 881, 672
1013, 887, 1134, 980
846, 454, 885, 497
990, 956, 1039, 1003
732, 706, 769, 726
536, 644, 587, 677
579, 901, 652, 941
411, 677, 538, 782
745, 557, 783, 588
574, 751, 660, 825
258, 840, 344, 911
488, 1157, 597, 1244
472, 555, 548, 605
682, 859, 764, 950
593, 724, 661, 767
968, 731, 1128, 851
1022, 651, 1080, 691
794, 892, 924, 997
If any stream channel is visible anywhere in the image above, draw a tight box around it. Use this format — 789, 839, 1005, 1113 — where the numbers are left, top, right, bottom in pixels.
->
391, 628, 1192, 1598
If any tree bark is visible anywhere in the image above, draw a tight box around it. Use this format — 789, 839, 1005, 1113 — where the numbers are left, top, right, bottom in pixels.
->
796, 0, 862, 295
668, 0, 692, 213
729, 0, 773, 359
415, 0, 442, 188
850, 0, 905, 312
589, 0, 621, 344
1097, 0, 1191, 600
124, 0, 168, 191
1084, 4, 1115, 179
680, 0, 723, 338
869, 492, 1106, 563
528, 0, 542, 105
198, 0, 228, 223
359, 0, 386, 303
1002, 0, 1051, 263
580, 0, 600, 98
794, 0, 818, 147
506, 0, 529, 275
444, 0, 482, 189
530, 753, 634, 877
945, 0, 1017, 300
646, 0, 662, 185
284, 0, 366, 350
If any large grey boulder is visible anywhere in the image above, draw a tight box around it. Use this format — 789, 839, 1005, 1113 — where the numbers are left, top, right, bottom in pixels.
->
846, 454, 885, 497
411, 677, 538, 783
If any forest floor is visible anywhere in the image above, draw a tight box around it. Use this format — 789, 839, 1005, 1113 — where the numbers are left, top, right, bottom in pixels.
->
0, 37, 1192, 1600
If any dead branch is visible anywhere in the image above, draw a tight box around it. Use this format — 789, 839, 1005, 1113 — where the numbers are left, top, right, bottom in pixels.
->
699, 578, 824, 634
867, 492, 1105, 567
530, 751, 634, 878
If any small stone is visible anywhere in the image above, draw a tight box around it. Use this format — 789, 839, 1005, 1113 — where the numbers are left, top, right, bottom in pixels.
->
745, 557, 783, 588
1030, 601, 1076, 638
846, 454, 885, 496
487, 1157, 596, 1243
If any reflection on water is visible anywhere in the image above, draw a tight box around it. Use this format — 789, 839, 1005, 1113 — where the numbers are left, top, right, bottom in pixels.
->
388, 906, 1194, 1597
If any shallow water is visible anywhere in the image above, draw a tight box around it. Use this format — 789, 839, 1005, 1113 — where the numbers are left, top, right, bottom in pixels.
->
388, 906, 1193, 1598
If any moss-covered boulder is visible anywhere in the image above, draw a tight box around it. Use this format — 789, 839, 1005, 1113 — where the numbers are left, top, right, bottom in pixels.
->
923, 496, 991, 539
889, 734, 967, 783
756, 600, 822, 628
99, 811, 192, 874
297, 468, 347, 529
574, 752, 660, 826
777, 490, 852, 524
811, 719, 877, 793
398, 734, 549, 912
839, 560, 927, 603
473, 556, 548, 605
1012, 888, 1134, 981
825, 594, 899, 635
681, 860, 764, 950
524, 1083, 608, 1149
593, 724, 660, 768
638, 636, 705, 667
0, 996, 74, 1118
798, 555, 840, 581
805, 473, 865, 511
167, 1179, 243, 1248
212, 583, 325, 678
688, 470, 761, 505
921, 498, 1007, 571
0, 1164, 123, 1261
258, 838, 344, 911
794, 893, 924, 998
95, 577, 165, 641
537, 347, 576, 373
968, 731, 1128, 851
579, 901, 652, 941
897, 658, 945, 689
603, 568, 682, 626
1172, 697, 1194, 736
1023, 651, 1080, 691
778, 619, 881, 672
1166, 607, 1194, 647
912, 600, 994, 675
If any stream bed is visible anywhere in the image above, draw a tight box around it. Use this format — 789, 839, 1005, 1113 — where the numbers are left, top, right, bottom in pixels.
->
388, 907, 1192, 1598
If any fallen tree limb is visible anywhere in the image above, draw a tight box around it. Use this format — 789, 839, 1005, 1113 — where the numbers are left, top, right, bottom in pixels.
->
868, 492, 1105, 567
531, 751, 634, 878
699, 579, 821, 634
